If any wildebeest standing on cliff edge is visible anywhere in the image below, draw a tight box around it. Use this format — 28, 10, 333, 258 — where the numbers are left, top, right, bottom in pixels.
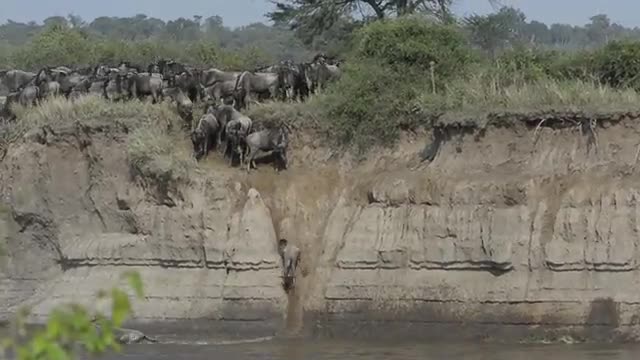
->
244, 126, 289, 172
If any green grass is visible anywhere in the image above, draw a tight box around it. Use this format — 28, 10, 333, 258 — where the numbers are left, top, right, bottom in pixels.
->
429, 77, 640, 123
3, 74, 640, 173
244, 74, 640, 156
245, 99, 324, 130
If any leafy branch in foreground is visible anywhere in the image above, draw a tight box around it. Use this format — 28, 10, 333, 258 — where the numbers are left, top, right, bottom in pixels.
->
1, 271, 144, 360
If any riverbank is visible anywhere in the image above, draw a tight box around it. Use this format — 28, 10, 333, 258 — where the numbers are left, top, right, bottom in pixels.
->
3, 98, 640, 343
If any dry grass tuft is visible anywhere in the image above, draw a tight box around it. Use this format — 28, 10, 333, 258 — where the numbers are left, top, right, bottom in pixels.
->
1, 95, 194, 183
12, 95, 179, 129
127, 127, 195, 183
427, 77, 640, 122
245, 99, 324, 130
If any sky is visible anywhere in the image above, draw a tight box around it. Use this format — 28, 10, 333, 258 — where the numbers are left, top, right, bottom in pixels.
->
0, 0, 638, 29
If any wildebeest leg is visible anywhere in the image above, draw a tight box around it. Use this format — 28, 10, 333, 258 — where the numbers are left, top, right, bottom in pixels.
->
218, 132, 224, 154
238, 143, 246, 170
203, 136, 209, 160
227, 141, 234, 166
245, 147, 253, 171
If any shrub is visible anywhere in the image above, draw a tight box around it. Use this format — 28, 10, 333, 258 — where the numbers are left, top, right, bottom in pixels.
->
592, 40, 640, 89
494, 47, 558, 84
353, 16, 474, 82
309, 17, 474, 152
12, 25, 93, 69
315, 60, 430, 152
546, 50, 597, 81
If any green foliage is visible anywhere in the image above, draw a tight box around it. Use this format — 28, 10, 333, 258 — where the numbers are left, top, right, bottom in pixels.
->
427, 76, 640, 120
353, 16, 474, 78
306, 18, 472, 152
592, 40, 640, 89
1, 271, 145, 360
463, 7, 527, 57
315, 60, 428, 153
269, 0, 457, 46
0, 14, 311, 70
12, 25, 93, 69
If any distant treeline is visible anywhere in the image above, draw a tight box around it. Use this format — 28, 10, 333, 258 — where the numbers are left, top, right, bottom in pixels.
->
0, 9, 637, 68
0, 14, 316, 70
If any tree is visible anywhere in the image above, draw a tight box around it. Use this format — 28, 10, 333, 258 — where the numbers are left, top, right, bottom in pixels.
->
523, 20, 551, 45
463, 7, 526, 57
586, 14, 611, 45
12, 25, 93, 68
269, 0, 508, 45
67, 14, 86, 29
43, 17, 69, 29
268, 0, 454, 43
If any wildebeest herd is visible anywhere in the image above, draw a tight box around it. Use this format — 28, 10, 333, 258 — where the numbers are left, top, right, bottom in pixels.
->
0, 54, 342, 171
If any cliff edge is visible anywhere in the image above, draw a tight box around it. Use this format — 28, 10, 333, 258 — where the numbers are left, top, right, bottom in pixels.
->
2, 110, 640, 342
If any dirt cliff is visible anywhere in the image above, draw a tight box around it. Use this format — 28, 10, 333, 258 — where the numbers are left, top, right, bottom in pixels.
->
2, 111, 640, 342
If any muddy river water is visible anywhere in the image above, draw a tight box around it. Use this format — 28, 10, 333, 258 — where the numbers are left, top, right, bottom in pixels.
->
3, 325, 640, 359
97, 339, 640, 360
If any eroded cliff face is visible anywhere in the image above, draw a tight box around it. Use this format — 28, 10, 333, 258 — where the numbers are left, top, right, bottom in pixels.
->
2, 112, 640, 342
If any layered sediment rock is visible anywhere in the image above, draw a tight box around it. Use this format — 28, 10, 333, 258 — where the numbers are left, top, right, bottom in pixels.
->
2, 112, 640, 341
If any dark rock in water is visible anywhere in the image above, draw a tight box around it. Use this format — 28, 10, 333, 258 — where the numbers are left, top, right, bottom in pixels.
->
94, 323, 158, 344
114, 327, 158, 344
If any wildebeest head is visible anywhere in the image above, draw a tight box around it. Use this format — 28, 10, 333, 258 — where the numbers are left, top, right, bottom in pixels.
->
278, 239, 288, 258
34, 67, 51, 86
148, 63, 161, 74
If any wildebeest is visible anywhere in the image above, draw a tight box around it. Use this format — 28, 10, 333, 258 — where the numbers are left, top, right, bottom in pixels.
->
278, 238, 301, 291
244, 126, 289, 171
209, 104, 252, 166
122, 72, 164, 104
163, 87, 193, 127
233, 71, 282, 109
201, 68, 241, 87
191, 112, 220, 160
0, 69, 37, 92
208, 104, 251, 152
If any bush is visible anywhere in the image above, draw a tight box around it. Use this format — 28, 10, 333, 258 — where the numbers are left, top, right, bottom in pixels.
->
12, 25, 93, 69
316, 60, 430, 152
309, 17, 475, 152
353, 16, 474, 82
592, 40, 640, 89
